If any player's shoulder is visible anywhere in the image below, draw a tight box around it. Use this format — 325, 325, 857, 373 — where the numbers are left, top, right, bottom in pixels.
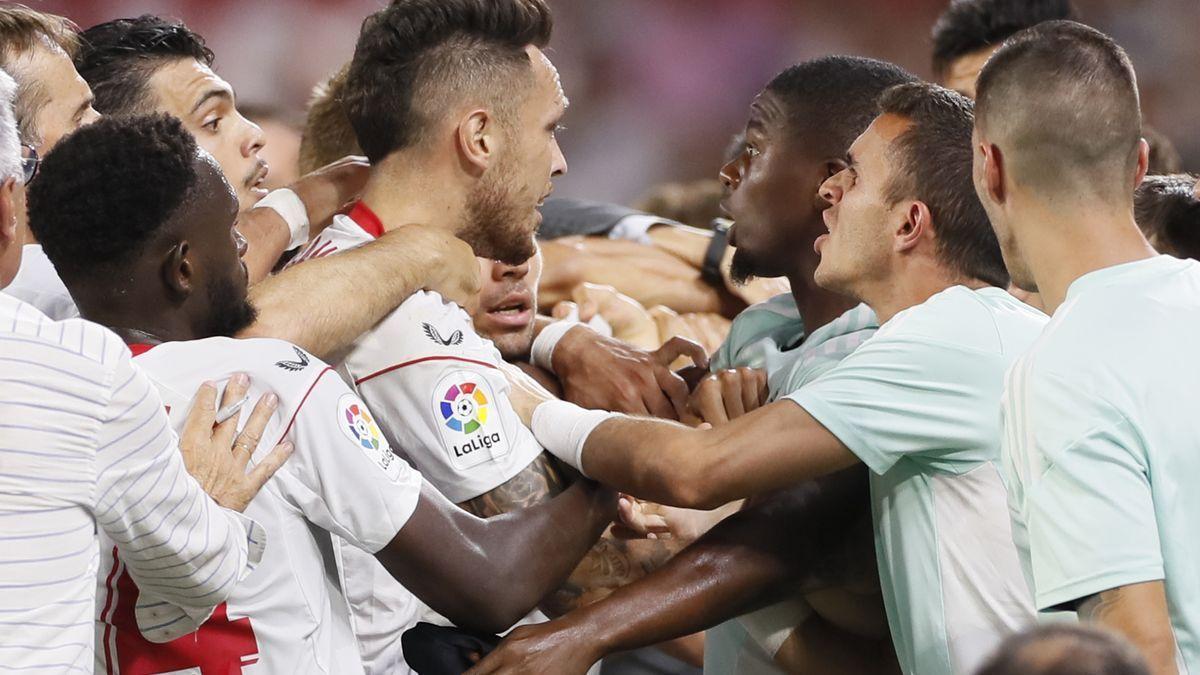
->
879, 285, 1045, 355
136, 337, 331, 384
289, 214, 372, 265
394, 290, 485, 353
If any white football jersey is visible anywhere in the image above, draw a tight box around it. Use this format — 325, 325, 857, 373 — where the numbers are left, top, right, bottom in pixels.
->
95, 337, 424, 675
289, 205, 547, 672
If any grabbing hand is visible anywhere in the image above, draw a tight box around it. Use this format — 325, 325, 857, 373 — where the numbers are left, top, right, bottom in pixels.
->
465, 621, 599, 675
689, 367, 768, 426
552, 328, 708, 420
290, 155, 371, 225
179, 373, 293, 512
614, 493, 738, 546
387, 224, 480, 310
498, 360, 559, 427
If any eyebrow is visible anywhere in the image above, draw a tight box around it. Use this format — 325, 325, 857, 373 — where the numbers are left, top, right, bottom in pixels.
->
189, 87, 233, 115
74, 95, 94, 120
846, 151, 858, 169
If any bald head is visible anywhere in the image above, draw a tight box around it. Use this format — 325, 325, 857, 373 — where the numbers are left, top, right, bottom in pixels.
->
975, 21, 1142, 200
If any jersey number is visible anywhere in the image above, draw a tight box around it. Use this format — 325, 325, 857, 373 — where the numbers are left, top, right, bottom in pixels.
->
101, 548, 259, 674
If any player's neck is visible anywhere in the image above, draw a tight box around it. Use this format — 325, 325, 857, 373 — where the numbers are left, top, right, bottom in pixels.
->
1016, 198, 1155, 315
786, 269, 854, 333
358, 158, 466, 235
862, 259, 986, 325
83, 302, 198, 346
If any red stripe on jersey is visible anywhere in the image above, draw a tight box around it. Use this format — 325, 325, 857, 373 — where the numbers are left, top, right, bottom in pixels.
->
354, 355, 498, 385
100, 547, 122, 675
346, 201, 385, 239
100, 549, 259, 674
279, 365, 335, 440
127, 343, 157, 356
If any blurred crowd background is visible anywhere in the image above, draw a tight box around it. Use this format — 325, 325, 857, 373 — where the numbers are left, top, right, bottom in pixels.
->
37, 0, 1200, 206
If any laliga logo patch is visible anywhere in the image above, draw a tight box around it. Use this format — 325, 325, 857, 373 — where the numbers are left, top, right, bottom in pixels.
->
432, 373, 509, 471
338, 393, 403, 481
440, 381, 489, 433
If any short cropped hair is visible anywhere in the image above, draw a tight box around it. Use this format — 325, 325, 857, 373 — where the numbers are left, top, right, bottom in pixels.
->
931, 0, 1077, 77
27, 114, 200, 284
977, 624, 1149, 675
1135, 174, 1200, 261
343, 0, 553, 163
0, 68, 22, 183
0, 5, 79, 145
879, 81, 1008, 287
975, 21, 1141, 198
764, 56, 917, 160
299, 65, 362, 175
75, 15, 214, 116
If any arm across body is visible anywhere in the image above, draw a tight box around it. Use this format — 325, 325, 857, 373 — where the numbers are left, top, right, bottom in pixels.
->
240, 224, 478, 360
467, 468, 871, 674
380, 479, 616, 634
459, 453, 681, 618
531, 398, 858, 509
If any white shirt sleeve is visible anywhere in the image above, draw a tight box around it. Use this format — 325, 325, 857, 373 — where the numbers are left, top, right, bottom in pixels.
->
268, 368, 424, 553
94, 348, 265, 641
347, 292, 546, 503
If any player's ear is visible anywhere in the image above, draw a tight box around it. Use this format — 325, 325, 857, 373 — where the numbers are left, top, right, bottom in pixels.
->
895, 201, 930, 253
161, 240, 194, 299
455, 108, 498, 178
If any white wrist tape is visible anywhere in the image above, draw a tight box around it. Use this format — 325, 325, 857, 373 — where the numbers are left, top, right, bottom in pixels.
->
530, 400, 618, 477
530, 320, 590, 372
254, 188, 310, 250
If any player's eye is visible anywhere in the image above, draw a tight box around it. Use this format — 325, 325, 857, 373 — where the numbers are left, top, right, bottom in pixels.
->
203, 117, 222, 132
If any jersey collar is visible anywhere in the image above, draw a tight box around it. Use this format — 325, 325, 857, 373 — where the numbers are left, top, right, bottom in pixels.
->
346, 201, 386, 240
127, 342, 158, 356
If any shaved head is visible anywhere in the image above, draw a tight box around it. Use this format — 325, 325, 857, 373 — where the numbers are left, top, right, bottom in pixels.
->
975, 21, 1142, 199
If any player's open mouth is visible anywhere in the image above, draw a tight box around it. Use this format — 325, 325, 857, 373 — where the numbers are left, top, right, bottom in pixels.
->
487, 293, 533, 328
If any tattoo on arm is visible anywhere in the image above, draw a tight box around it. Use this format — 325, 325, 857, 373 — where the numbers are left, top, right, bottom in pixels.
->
458, 453, 683, 618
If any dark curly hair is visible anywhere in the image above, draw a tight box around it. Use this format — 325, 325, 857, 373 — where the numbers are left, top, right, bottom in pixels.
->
764, 56, 917, 159
27, 113, 200, 284
931, 0, 1077, 77
75, 15, 214, 116
344, 0, 553, 163
1136, 174, 1200, 262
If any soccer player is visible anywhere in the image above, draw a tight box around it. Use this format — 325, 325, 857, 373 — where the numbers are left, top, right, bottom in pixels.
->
473, 81, 1045, 675
28, 113, 616, 675
290, 3, 706, 670
974, 20, 1200, 672
0, 65, 289, 671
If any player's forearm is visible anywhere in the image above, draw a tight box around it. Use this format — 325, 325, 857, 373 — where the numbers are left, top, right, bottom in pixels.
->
241, 228, 429, 360
540, 533, 681, 618
462, 479, 617, 631
239, 208, 292, 284
1079, 582, 1180, 674
558, 507, 796, 658
580, 417, 734, 509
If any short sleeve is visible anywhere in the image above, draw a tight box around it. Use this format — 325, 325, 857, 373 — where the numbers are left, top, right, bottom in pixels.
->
356, 356, 545, 503
785, 336, 1000, 475
272, 369, 424, 553
1006, 370, 1162, 611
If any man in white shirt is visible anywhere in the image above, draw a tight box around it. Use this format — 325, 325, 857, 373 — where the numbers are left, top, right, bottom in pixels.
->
29, 110, 616, 674
973, 20, 1200, 673
472, 81, 1044, 675
0, 65, 286, 673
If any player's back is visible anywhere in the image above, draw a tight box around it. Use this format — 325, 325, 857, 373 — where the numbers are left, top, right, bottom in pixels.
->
1008, 255, 1200, 668
97, 336, 423, 675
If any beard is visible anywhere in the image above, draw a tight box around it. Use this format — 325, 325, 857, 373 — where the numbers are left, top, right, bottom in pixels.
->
729, 247, 764, 285
202, 272, 258, 338
460, 161, 538, 266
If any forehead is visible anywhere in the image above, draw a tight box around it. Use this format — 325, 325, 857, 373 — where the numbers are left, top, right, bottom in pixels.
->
147, 58, 232, 112
850, 113, 911, 165
943, 45, 997, 98
746, 91, 787, 134
13, 40, 88, 95
187, 151, 239, 218
524, 45, 567, 110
